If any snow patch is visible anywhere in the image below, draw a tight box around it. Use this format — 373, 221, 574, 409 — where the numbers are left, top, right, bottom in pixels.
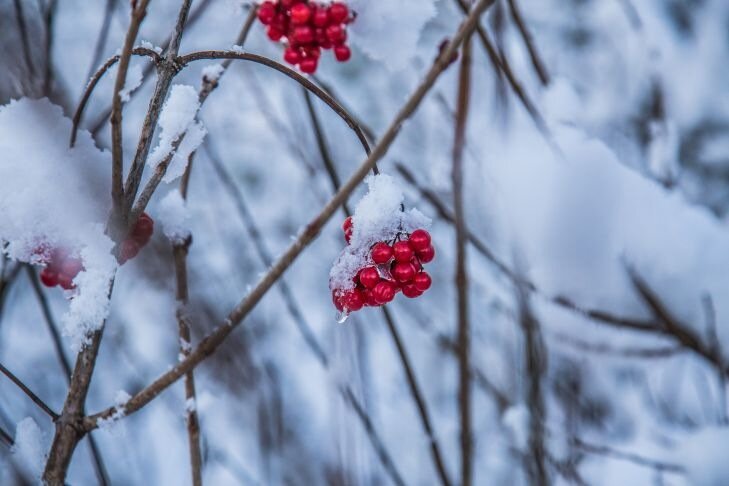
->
12, 417, 46, 481
158, 191, 191, 243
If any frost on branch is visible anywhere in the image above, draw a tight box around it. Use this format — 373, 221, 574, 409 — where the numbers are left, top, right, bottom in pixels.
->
147, 84, 207, 183
118, 64, 143, 103
12, 417, 47, 480
0, 98, 117, 349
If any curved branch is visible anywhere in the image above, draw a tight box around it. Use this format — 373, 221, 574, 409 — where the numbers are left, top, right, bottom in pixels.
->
84, 0, 497, 431
70, 47, 162, 147
176, 50, 372, 157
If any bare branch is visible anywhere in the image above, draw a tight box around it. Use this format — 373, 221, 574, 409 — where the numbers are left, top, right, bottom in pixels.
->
506, 0, 550, 85
0, 362, 58, 420
85, 0, 498, 429
572, 437, 685, 474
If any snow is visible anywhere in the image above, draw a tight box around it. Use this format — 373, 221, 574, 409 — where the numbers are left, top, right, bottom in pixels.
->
118, 64, 143, 103
502, 404, 529, 451
158, 191, 191, 243
347, 0, 436, 70
147, 84, 206, 183
201, 64, 225, 83
12, 417, 46, 481
140, 40, 163, 55
0, 98, 117, 350
329, 174, 431, 291
676, 427, 729, 485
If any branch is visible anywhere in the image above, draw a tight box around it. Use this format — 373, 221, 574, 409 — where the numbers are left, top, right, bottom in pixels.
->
0, 362, 58, 420
572, 438, 685, 474
506, 0, 550, 86
109, 0, 152, 221
453, 32, 473, 486
85, 0, 497, 430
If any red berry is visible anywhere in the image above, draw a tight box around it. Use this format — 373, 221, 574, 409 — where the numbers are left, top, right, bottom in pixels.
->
131, 213, 154, 242
280, 0, 297, 8
401, 283, 423, 298
299, 57, 318, 73
58, 273, 76, 290
328, 3, 349, 23
40, 268, 59, 287
325, 24, 346, 45
118, 239, 140, 265
306, 45, 321, 59
417, 244, 435, 263
284, 47, 301, 65
342, 216, 353, 233
61, 258, 83, 278
413, 272, 432, 292
363, 289, 381, 307
391, 262, 416, 283
289, 3, 311, 24
371, 242, 393, 264
292, 25, 314, 44
358, 266, 380, 289
267, 26, 284, 41
392, 241, 414, 263
409, 229, 431, 251
372, 280, 397, 304
312, 6, 329, 27
333, 45, 351, 62
334, 288, 364, 312
257, 2, 276, 24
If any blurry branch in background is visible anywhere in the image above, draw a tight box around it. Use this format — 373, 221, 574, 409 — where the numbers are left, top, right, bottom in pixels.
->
0, 362, 58, 420
506, 0, 550, 86
570, 438, 685, 474
202, 140, 406, 486
0, 258, 21, 320
0, 423, 13, 448
701, 293, 728, 424
12, 0, 36, 79
515, 274, 549, 486
85, 0, 118, 82
42, 0, 59, 95
453, 31, 474, 486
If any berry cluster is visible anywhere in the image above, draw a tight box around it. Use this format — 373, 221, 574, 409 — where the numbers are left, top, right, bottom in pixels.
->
257, 0, 354, 74
332, 217, 436, 313
36, 213, 155, 289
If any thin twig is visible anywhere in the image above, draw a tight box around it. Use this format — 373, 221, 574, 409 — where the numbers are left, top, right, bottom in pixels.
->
506, 0, 550, 85
453, 32, 474, 486
109, 0, 153, 223
0, 362, 59, 420
13, 0, 36, 80
42, 0, 58, 95
572, 438, 685, 474
85, 0, 497, 429
85, 0, 118, 83
702, 293, 727, 424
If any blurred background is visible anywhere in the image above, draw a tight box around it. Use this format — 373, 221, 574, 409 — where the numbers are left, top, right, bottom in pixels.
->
1, 0, 729, 484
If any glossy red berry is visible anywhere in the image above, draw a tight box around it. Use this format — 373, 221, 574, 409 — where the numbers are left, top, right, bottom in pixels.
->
118, 239, 140, 265
280, 0, 297, 8
358, 266, 380, 289
40, 268, 59, 287
363, 289, 380, 307
334, 45, 351, 62
342, 216, 353, 234
299, 57, 318, 73
371, 242, 393, 264
417, 244, 435, 263
391, 262, 416, 283
267, 26, 284, 41
289, 3, 311, 24
326, 24, 346, 45
334, 288, 364, 312
392, 241, 414, 263
401, 283, 423, 298
413, 272, 432, 292
409, 229, 431, 251
58, 273, 76, 290
284, 47, 301, 65
372, 280, 397, 304
257, 2, 276, 24
328, 2, 349, 23
312, 6, 329, 27
61, 258, 83, 278
293, 25, 314, 44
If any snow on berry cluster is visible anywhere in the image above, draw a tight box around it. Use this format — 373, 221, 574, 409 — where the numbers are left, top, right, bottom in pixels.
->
329, 174, 433, 316
257, 0, 354, 74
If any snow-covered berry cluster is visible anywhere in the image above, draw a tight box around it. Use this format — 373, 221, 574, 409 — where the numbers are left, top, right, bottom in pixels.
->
332, 216, 435, 313
35, 213, 154, 289
257, 0, 354, 74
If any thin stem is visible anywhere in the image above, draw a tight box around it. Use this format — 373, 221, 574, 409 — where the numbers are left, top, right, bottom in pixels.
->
506, 0, 550, 85
85, 0, 117, 83
453, 34, 473, 486
0, 362, 59, 420
84, 0, 496, 428
109, 0, 152, 223
13, 0, 36, 79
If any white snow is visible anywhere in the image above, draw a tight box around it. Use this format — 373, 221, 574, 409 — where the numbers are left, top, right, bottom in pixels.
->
158, 191, 191, 243
12, 417, 46, 480
329, 174, 430, 291
118, 64, 143, 102
140, 40, 163, 55
347, 0, 436, 70
502, 404, 529, 451
201, 63, 225, 83
676, 427, 729, 485
147, 84, 206, 182
0, 98, 117, 350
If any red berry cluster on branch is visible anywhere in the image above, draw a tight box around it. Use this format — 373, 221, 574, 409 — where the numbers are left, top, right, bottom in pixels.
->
257, 0, 354, 74
36, 213, 155, 289
332, 217, 436, 313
